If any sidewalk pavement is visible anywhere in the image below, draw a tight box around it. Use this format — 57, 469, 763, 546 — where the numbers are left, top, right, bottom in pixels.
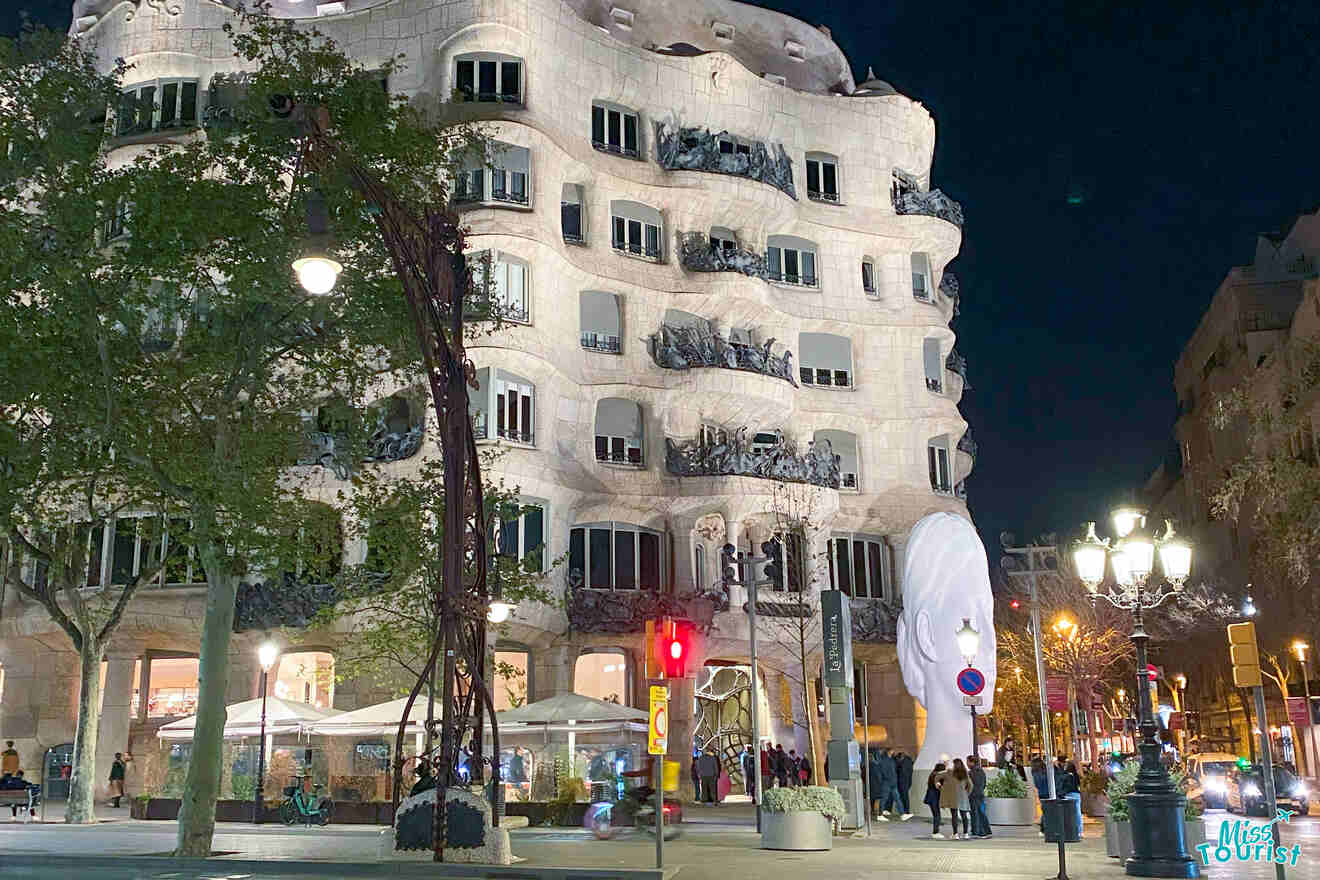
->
2, 804, 1318, 879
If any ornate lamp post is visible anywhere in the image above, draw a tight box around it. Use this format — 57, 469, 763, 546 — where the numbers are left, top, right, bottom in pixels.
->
1074, 511, 1197, 879
253, 640, 280, 824
1292, 640, 1317, 780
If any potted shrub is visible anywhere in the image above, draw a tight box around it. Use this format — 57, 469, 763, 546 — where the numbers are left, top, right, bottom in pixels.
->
761, 785, 845, 851
984, 768, 1035, 825
1105, 762, 1201, 860
1081, 770, 1110, 817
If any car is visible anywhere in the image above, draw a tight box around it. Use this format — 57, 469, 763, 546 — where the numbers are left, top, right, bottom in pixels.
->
1225, 764, 1310, 817
1186, 752, 1242, 809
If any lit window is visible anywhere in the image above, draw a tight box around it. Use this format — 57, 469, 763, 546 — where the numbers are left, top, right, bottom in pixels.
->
272, 651, 335, 708
146, 656, 200, 718
454, 54, 523, 104
494, 650, 529, 710
591, 102, 641, 158
574, 651, 627, 703
805, 153, 840, 203
569, 523, 664, 590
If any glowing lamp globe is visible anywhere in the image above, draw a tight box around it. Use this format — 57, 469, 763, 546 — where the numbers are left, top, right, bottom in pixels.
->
1072, 523, 1108, 588
258, 641, 280, 672
1121, 526, 1155, 581
1111, 548, 1135, 588
487, 600, 514, 624
1111, 507, 1144, 539
1157, 530, 1191, 585
955, 617, 980, 664
293, 254, 343, 295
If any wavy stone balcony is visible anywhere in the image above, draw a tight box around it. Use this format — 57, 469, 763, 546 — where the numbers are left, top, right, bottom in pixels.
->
649, 323, 796, 385
297, 423, 425, 479
939, 271, 962, 316
678, 232, 768, 279
851, 597, 903, 644
654, 122, 796, 199
945, 349, 968, 385
891, 169, 965, 227
665, 432, 840, 488
957, 429, 977, 462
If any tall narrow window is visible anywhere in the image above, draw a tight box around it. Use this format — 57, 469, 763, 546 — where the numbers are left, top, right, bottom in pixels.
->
766, 235, 818, 287
928, 438, 951, 493
911, 253, 933, 301
497, 501, 546, 572
454, 55, 524, 104
923, 338, 943, 393
861, 259, 876, 294
591, 103, 641, 158
562, 183, 585, 244
805, 153, 840, 203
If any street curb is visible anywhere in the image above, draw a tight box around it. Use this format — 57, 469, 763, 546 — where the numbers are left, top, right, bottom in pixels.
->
0, 854, 678, 880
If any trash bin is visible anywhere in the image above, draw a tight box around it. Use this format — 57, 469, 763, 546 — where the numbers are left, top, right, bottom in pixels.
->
662, 760, 681, 793
1042, 797, 1080, 843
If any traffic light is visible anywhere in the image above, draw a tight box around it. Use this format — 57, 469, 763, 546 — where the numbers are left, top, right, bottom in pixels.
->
1227, 621, 1262, 688
650, 617, 692, 679
720, 543, 740, 586
761, 538, 784, 589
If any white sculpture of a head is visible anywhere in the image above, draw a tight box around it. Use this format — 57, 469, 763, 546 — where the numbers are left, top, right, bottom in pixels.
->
896, 512, 997, 768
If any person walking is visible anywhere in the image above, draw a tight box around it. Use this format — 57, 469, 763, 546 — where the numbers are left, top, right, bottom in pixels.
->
924, 762, 946, 838
773, 745, 789, 788
968, 755, 991, 838
786, 750, 801, 787
894, 749, 914, 819
867, 749, 883, 819
698, 749, 720, 804
741, 745, 757, 799
874, 747, 897, 820
940, 758, 972, 840
108, 752, 131, 808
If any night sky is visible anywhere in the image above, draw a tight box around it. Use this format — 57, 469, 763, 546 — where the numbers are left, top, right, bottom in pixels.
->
8, 0, 1320, 551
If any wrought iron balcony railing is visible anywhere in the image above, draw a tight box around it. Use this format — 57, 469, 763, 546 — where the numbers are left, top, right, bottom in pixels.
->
581, 332, 622, 354
677, 232, 767, 278
592, 140, 641, 160
654, 121, 796, 199
649, 323, 796, 385
665, 430, 840, 488
612, 238, 661, 260
957, 430, 977, 461
766, 270, 818, 288
807, 189, 840, 204
891, 169, 965, 227
926, 377, 943, 393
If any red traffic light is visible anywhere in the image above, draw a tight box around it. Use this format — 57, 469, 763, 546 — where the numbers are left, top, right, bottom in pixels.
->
1010, 599, 1021, 609
670, 639, 683, 660
655, 618, 691, 679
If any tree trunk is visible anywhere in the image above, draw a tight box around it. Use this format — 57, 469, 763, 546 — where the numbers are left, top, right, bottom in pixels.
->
175, 554, 238, 857
66, 636, 103, 824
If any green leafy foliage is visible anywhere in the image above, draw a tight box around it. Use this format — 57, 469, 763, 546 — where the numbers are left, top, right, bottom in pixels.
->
1106, 761, 1199, 821
762, 785, 847, 821
986, 769, 1029, 799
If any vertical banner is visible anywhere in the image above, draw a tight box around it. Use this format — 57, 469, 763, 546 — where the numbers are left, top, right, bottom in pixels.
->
820, 590, 854, 688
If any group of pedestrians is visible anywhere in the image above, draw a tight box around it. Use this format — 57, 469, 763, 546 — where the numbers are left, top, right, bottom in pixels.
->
1031, 755, 1083, 837
866, 746, 913, 820
922, 755, 992, 840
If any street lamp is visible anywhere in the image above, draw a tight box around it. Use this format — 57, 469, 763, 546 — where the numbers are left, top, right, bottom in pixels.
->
1242, 592, 1258, 618
1073, 513, 1198, 879
1292, 640, 1317, 781
486, 550, 515, 624
292, 189, 343, 295
955, 618, 981, 757
254, 640, 280, 824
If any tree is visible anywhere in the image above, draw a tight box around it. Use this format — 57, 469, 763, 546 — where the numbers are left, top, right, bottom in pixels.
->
0, 16, 478, 854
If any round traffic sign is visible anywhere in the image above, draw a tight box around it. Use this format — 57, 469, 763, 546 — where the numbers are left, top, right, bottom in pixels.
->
957, 667, 985, 696
653, 706, 668, 738
1146, 664, 1158, 681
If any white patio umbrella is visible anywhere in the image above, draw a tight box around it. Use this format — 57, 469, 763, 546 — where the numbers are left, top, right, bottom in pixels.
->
305, 696, 448, 738
156, 696, 337, 741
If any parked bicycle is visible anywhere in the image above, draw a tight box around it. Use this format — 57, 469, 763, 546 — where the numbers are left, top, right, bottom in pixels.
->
279, 775, 334, 826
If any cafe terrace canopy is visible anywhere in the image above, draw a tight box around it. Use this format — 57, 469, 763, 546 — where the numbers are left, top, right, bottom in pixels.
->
494, 692, 648, 734
305, 696, 448, 737
156, 696, 337, 741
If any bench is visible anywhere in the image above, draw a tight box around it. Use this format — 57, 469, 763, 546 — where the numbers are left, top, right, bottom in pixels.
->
0, 787, 39, 818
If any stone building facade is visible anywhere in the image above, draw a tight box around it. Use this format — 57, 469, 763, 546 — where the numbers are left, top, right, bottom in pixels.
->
0, 0, 972, 796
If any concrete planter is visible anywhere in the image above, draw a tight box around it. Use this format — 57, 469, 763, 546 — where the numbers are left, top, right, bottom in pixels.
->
1184, 818, 1206, 851
985, 796, 1035, 826
1082, 792, 1109, 817
1105, 819, 1133, 860
760, 811, 832, 851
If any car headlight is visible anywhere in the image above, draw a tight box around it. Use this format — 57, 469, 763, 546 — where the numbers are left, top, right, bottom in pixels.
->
1244, 783, 1262, 797
1205, 778, 1226, 793
1295, 785, 1309, 798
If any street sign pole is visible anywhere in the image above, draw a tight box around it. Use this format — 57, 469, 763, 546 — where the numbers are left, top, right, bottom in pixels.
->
648, 683, 668, 870
1254, 685, 1285, 880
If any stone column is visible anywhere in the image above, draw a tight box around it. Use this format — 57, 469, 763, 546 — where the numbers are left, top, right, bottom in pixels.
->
669, 514, 703, 596
889, 534, 909, 602
95, 652, 137, 799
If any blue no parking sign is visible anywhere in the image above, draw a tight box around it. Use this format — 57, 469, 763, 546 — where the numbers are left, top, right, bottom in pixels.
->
957, 667, 985, 696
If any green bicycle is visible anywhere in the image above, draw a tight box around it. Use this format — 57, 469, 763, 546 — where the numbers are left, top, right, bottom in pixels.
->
279, 776, 334, 826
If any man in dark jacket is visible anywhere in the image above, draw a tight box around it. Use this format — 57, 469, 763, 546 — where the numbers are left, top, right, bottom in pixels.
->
787, 750, 801, 787
874, 747, 897, 819
968, 755, 990, 837
773, 745, 789, 788
797, 753, 812, 785
741, 745, 757, 798
894, 750, 914, 819
697, 749, 720, 803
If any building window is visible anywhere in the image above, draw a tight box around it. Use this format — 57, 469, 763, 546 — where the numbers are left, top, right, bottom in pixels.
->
580, 290, 622, 354
574, 651, 628, 703
694, 543, 706, 591
751, 431, 780, 454
766, 235, 818, 287
469, 250, 530, 324
454, 141, 530, 207
497, 501, 546, 572
861, 259, 876, 295
78, 515, 209, 589
569, 523, 664, 590
610, 200, 663, 261
117, 78, 199, 136
717, 136, 753, 156
102, 199, 130, 242
923, 338, 943, 393
814, 429, 858, 490
146, 655, 200, 718
471, 367, 536, 445
591, 102, 641, 158
760, 530, 804, 592
805, 153, 839, 203
709, 226, 738, 256
273, 651, 335, 708
799, 332, 852, 388
562, 183, 585, 244
454, 54, 522, 104
828, 534, 892, 600
928, 437, 951, 493
700, 424, 728, 448
911, 253, 933, 301
594, 398, 644, 466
